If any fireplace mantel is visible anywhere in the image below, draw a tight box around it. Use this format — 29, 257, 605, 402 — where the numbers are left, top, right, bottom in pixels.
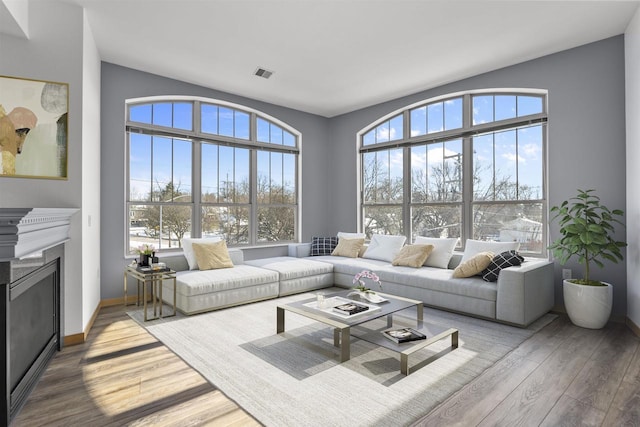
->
0, 208, 79, 261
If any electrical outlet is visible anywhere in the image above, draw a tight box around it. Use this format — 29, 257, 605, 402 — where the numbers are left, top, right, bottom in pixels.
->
562, 269, 572, 280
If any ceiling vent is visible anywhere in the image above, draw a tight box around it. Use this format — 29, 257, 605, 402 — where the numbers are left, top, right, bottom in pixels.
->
254, 67, 274, 79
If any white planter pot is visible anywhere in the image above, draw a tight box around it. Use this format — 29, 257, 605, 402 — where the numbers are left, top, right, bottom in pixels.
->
563, 279, 612, 329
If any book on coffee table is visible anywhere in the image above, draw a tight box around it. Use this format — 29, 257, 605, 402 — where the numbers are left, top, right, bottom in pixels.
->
382, 327, 426, 343
332, 301, 370, 316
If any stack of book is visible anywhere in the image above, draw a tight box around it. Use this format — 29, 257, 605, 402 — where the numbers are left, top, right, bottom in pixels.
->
332, 302, 369, 316
382, 327, 426, 343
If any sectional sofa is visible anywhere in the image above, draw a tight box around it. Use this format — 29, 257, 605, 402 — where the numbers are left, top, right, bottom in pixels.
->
161, 238, 555, 327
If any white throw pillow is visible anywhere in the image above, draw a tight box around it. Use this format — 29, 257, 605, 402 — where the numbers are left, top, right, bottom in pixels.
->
182, 237, 222, 270
460, 239, 520, 264
363, 234, 407, 262
414, 237, 459, 268
337, 231, 366, 239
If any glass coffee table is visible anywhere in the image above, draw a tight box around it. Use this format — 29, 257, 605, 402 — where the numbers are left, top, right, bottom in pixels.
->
276, 290, 458, 375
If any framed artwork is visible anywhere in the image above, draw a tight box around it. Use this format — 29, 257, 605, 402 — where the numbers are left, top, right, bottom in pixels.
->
0, 75, 68, 179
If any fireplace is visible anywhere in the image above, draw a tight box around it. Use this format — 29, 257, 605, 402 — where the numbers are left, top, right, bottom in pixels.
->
0, 208, 77, 425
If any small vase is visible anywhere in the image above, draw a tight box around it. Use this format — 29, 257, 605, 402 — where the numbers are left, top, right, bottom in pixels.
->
140, 254, 150, 266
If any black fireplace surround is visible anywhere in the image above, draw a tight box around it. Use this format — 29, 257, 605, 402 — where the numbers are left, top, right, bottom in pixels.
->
0, 208, 76, 425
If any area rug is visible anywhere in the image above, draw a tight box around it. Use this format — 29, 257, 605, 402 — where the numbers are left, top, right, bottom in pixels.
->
129, 290, 555, 426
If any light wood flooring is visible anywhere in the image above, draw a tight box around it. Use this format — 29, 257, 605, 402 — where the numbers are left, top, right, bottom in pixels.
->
12, 305, 640, 427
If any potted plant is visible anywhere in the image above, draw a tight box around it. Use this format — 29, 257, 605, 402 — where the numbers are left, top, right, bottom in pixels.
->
549, 189, 627, 329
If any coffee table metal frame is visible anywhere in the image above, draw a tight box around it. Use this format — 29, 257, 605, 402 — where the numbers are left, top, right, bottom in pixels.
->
276, 290, 458, 374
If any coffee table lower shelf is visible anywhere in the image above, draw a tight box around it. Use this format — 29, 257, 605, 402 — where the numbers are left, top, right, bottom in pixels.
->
350, 324, 459, 375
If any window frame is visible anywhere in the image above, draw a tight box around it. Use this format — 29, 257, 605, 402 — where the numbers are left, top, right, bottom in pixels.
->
125, 96, 301, 255
357, 89, 548, 256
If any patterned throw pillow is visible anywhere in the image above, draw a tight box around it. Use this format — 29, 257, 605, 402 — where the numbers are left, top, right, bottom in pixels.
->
310, 237, 339, 256
482, 250, 525, 282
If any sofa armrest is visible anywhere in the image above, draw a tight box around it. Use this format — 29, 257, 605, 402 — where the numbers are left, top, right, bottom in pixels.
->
288, 243, 311, 258
496, 260, 554, 327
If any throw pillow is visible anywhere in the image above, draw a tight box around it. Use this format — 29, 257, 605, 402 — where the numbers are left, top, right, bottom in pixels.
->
392, 244, 434, 267
310, 236, 339, 256
413, 237, 459, 268
192, 240, 234, 271
182, 236, 222, 270
460, 239, 520, 264
331, 238, 365, 258
337, 231, 366, 239
482, 250, 525, 282
362, 234, 407, 262
453, 251, 494, 278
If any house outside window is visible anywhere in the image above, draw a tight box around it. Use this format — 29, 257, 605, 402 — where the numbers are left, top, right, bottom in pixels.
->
359, 90, 547, 256
126, 97, 300, 254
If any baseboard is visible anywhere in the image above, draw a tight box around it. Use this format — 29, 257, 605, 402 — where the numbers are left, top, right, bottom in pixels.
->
102, 295, 137, 307
627, 317, 640, 338
62, 300, 101, 347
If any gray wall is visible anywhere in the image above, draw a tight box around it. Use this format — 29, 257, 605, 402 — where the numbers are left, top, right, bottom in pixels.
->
328, 36, 628, 318
100, 63, 331, 299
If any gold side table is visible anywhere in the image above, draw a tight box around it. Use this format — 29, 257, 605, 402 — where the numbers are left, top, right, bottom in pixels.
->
124, 266, 177, 321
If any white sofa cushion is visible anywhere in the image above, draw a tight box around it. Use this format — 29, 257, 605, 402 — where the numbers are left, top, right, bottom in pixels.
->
362, 234, 406, 262
245, 256, 333, 280
414, 237, 458, 268
175, 265, 278, 296
460, 239, 520, 264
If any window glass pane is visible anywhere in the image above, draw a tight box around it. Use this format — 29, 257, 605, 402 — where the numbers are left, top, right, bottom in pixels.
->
444, 98, 463, 130
152, 103, 172, 127
410, 106, 427, 137
271, 152, 283, 203
161, 204, 192, 248
375, 123, 390, 143
201, 104, 219, 135
201, 143, 219, 202
363, 206, 403, 238
257, 118, 270, 142
219, 107, 234, 137
152, 136, 173, 201
473, 95, 493, 125
270, 124, 283, 145
473, 134, 495, 200
494, 130, 517, 200
218, 146, 235, 202
129, 204, 192, 254
257, 150, 270, 204
443, 139, 463, 201
518, 96, 543, 116
235, 148, 250, 203
472, 203, 543, 254
517, 125, 544, 199
130, 104, 151, 124
363, 130, 375, 146
362, 152, 377, 203
173, 102, 193, 130
411, 145, 427, 203
412, 205, 462, 240
129, 204, 158, 254
389, 114, 403, 141
283, 131, 296, 147
427, 102, 443, 133
283, 153, 296, 203
495, 95, 516, 121
172, 138, 192, 199
367, 149, 403, 203
258, 207, 295, 242
129, 133, 151, 201
234, 111, 250, 139
202, 206, 249, 244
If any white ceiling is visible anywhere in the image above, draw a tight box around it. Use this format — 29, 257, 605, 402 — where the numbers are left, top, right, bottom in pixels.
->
66, 0, 638, 117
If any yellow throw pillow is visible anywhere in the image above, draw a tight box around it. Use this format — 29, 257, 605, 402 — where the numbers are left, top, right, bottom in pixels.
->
331, 238, 365, 258
192, 240, 234, 270
392, 244, 434, 268
453, 251, 494, 278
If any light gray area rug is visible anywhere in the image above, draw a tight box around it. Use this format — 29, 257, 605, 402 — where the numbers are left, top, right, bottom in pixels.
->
129, 290, 555, 426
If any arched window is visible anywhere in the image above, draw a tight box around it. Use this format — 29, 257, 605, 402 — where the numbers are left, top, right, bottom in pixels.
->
126, 97, 300, 254
358, 90, 547, 256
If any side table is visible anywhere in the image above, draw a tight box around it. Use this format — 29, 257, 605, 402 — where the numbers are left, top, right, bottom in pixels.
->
124, 266, 177, 321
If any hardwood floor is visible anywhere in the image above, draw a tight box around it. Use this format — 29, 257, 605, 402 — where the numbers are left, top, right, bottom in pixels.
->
12, 305, 640, 427
12, 305, 260, 427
